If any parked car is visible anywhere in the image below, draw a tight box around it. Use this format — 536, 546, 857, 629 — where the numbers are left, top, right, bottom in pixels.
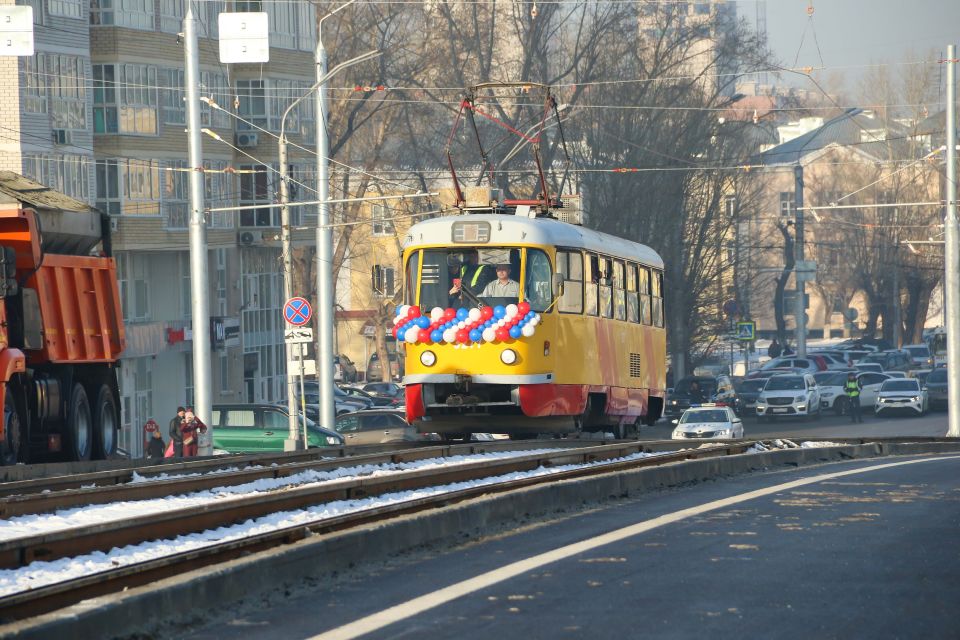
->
339, 385, 400, 407
747, 366, 806, 380
861, 350, 913, 373
665, 375, 727, 418
361, 381, 405, 401
334, 409, 424, 444
735, 378, 767, 415
670, 404, 743, 440
818, 371, 890, 415
301, 381, 373, 411
835, 348, 873, 364
903, 343, 935, 369
760, 356, 827, 374
367, 352, 402, 382
875, 379, 928, 416
855, 362, 885, 374
924, 367, 948, 408
808, 351, 853, 370
333, 354, 358, 383
210, 404, 344, 452
755, 374, 822, 420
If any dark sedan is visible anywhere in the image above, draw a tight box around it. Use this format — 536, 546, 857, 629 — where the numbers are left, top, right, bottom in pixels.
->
925, 368, 948, 409
735, 378, 768, 415
339, 385, 401, 407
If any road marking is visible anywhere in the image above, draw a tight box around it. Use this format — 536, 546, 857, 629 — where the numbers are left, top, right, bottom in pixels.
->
311, 455, 960, 640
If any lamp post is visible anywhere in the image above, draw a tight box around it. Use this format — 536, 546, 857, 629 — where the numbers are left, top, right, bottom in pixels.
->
316, 0, 363, 431
278, 48, 380, 449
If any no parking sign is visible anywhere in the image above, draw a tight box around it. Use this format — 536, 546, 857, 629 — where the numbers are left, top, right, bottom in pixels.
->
283, 297, 313, 327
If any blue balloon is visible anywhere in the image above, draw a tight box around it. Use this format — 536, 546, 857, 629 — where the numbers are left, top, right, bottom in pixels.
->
527, 311, 536, 320
396, 306, 403, 316
469, 329, 482, 342
430, 329, 443, 343
416, 316, 430, 329
456, 308, 469, 321
493, 305, 506, 319
509, 326, 522, 339
396, 328, 406, 341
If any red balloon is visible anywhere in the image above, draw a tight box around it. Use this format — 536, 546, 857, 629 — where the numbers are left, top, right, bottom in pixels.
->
391, 325, 398, 338
480, 306, 495, 320
517, 302, 531, 316
408, 306, 421, 318
495, 327, 510, 341
444, 308, 457, 320
418, 328, 432, 343
456, 329, 470, 343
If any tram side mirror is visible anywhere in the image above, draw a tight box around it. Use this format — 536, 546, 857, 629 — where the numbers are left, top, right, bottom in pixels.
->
552, 272, 564, 294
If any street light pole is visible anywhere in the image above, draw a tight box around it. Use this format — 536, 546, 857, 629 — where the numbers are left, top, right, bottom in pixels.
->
277, 49, 378, 448
945, 45, 960, 438
794, 164, 807, 357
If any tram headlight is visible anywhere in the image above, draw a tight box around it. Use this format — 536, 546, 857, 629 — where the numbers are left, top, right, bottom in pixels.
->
420, 350, 437, 367
500, 349, 518, 365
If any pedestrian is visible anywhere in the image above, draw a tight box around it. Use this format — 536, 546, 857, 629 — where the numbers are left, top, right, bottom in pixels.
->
180, 407, 207, 457
168, 406, 186, 458
688, 380, 706, 404
844, 372, 863, 423
782, 342, 795, 356
768, 338, 781, 359
146, 428, 166, 461
142, 418, 160, 456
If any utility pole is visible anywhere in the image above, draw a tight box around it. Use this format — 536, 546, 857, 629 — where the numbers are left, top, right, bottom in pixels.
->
945, 45, 960, 438
184, 1, 212, 454
794, 164, 807, 357
892, 206, 902, 348
278, 127, 300, 450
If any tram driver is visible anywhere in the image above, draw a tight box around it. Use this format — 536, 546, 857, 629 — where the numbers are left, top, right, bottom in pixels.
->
480, 263, 520, 299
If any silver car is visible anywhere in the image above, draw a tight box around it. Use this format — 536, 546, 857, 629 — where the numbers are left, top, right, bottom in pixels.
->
875, 379, 928, 416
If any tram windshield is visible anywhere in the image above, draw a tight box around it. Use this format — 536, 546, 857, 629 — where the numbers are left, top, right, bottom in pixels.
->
408, 247, 554, 312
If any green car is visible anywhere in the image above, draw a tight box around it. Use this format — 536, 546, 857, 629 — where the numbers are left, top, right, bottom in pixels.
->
210, 404, 344, 453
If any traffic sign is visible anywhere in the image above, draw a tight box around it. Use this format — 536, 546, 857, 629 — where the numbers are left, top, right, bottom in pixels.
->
288, 359, 317, 376
736, 321, 756, 341
283, 297, 313, 327
284, 327, 314, 344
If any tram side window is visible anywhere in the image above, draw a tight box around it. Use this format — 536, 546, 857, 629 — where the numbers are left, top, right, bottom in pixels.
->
613, 260, 625, 321
599, 256, 613, 318
638, 266, 652, 325
626, 263, 639, 323
404, 252, 419, 306
652, 269, 664, 327
524, 249, 553, 312
585, 253, 599, 316
557, 250, 583, 314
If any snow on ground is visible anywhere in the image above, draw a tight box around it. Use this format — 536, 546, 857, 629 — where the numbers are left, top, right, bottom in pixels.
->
0, 449, 562, 543
0, 450, 665, 597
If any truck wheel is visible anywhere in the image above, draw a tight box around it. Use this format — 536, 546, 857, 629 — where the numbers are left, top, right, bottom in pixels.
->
2, 387, 23, 465
66, 383, 92, 461
92, 384, 119, 459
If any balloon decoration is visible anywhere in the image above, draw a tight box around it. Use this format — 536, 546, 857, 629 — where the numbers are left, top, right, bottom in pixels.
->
392, 304, 542, 345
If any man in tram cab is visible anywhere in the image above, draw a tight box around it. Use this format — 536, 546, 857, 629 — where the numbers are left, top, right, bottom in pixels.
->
481, 263, 520, 299
449, 252, 494, 301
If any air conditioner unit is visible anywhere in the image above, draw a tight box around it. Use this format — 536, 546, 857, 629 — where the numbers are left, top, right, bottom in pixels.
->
238, 230, 263, 246
51, 129, 71, 145
235, 132, 258, 148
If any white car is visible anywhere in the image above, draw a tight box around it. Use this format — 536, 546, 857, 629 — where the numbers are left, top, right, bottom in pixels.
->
817, 371, 890, 415
903, 343, 934, 369
671, 405, 743, 440
755, 374, 822, 420
875, 379, 929, 416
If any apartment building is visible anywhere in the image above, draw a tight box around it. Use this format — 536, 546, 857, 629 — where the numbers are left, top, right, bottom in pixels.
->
3, 0, 320, 455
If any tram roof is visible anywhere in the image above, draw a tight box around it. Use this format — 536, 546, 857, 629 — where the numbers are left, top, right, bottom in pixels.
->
403, 214, 664, 269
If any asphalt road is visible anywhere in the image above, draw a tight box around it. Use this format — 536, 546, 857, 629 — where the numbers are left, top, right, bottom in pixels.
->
643, 407, 949, 441
180, 452, 960, 640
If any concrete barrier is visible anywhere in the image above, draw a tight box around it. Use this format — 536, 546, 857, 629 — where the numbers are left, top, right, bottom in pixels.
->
2, 441, 959, 638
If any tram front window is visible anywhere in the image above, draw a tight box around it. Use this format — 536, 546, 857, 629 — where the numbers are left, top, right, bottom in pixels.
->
413, 248, 530, 309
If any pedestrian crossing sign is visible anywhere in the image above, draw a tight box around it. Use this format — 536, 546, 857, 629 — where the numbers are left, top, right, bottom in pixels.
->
736, 321, 756, 341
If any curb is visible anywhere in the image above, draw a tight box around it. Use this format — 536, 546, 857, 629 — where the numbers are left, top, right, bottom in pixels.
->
2, 442, 958, 638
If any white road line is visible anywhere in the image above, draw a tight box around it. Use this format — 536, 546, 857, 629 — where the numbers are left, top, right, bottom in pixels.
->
311, 454, 960, 640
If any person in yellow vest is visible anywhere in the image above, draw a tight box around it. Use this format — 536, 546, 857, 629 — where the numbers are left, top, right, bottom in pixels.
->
844, 372, 863, 423
449, 254, 493, 302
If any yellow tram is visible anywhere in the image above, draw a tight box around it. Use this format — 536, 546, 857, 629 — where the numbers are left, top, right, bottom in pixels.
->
399, 213, 666, 437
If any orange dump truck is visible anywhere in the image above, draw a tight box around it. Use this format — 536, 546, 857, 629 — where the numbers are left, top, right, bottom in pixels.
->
0, 185, 124, 463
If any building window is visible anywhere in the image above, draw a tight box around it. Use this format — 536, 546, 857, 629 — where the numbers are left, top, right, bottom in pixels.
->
372, 265, 395, 297
205, 160, 235, 229
90, 0, 113, 24
239, 164, 277, 227
779, 191, 796, 217
123, 159, 161, 215
265, 1, 297, 49
372, 204, 394, 236
23, 154, 90, 202
219, 352, 230, 394
20, 55, 47, 114
236, 79, 267, 130
49, 0, 82, 19
179, 251, 192, 318
215, 247, 227, 316
48, 55, 87, 130
724, 195, 737, 219
159, 67, 185, 126
116, 252, 151, 322
94, 64, 158, 135
163, 160, 188, 228
96, 158, 121, 215
160, 0, 184, 33
23, 0, 43, 24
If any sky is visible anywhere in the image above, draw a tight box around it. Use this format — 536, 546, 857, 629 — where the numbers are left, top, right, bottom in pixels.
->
752, 0, 960, 88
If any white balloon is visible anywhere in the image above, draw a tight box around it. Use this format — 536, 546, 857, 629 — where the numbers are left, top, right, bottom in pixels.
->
529, 316, 539, 327
405, 329, 419, 344
392, 315, 402, 325
521, 324, 536, 337
457, 321, 466, 329
497, 319, 506, 327
468, 308, 481, 322
505, 303, 519, 318
443, 329, 457, 343
430, 307, 444, 321
397, 305, 409, 318
482, 328, 496, 342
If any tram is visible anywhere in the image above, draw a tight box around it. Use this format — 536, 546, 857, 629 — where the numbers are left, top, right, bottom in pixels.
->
398, 211, 667, 438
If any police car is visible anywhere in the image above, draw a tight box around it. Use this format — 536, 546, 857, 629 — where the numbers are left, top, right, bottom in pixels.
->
670, 404, 744, 440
